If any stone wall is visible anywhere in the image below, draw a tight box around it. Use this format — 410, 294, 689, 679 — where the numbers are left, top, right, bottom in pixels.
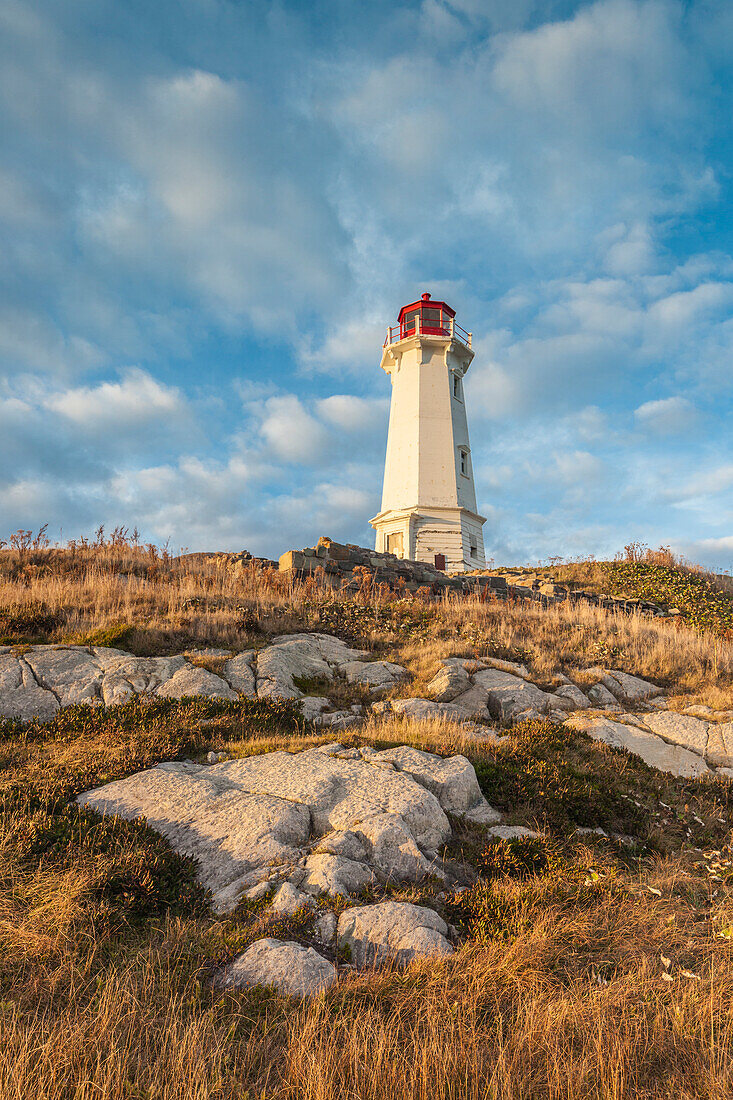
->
276, 538, 671, 618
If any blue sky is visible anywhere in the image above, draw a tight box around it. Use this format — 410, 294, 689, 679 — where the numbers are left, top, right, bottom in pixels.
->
1, 0, 732, 568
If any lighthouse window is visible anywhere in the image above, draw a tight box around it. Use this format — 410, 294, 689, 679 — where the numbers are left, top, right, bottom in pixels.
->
460, 449, 468, 476
453, 375, 460, 399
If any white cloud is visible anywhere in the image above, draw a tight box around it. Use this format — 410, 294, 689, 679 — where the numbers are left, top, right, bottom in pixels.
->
646, 281, 733, 333
258, 395, 331, 463
316, 394, 387, 432
47, 368, 185, 428
634, 395, 698, 434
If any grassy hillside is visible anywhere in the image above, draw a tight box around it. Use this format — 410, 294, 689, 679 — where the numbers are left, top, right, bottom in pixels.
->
493, 545, 733, 640
3, 699, 733, 1100
2, 531, 733, 1098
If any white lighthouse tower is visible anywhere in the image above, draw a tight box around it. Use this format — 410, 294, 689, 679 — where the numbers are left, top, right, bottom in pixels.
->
370, 293, 486, 572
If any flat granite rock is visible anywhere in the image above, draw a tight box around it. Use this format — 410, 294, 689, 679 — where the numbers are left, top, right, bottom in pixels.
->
390, 697, 474, 723
341, 660, 407, 693
643, 711, 709, 757
217, 938, 336, 998
78, 743, 483, 911
0, 655, 59, 721
566, 715, 710, 778
23, 647, 102, 706
156, 663, 238, 701
337, 901, 453, 967
77, 762, 311, 909
100, 655, 187, 706
706, 721, 733, 768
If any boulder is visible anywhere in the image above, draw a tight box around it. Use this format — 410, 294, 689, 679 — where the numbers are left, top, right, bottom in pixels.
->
300, 853, 374, 897
389, 698, 472, 723
314, 911, 337, 944
337, 901, 453, 967
448, 683, 491, 717
372, 745, 493, 817
271, 882, 314, 916
566, 716, 710, 778
341, 660, 407, 693
156, 664, 237, 701
554, 683, 591, 709
472, 668, 554, 722
300, 696, 331, 721
217, 938, 336, 998
223, 651, 256, 697
352, 813, 438, 882
587, 683, 620, 709
426, 664, 470, 702
601, 669, 662, 703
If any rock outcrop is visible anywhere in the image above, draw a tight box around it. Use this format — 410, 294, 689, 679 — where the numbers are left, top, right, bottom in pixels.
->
0, 634, 405, 726
78, 742, 499, 913
337, 901, 453, 966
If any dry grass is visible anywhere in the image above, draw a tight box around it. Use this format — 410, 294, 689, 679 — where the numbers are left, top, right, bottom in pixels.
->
391, 598, 733, 709
2, 698, 733, 1099
2, 536, 733, 1097
2, 541, 732, 706
3, 853, 733, 1100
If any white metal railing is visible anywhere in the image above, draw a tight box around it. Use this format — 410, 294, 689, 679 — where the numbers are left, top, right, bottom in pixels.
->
383, 315, 472, 348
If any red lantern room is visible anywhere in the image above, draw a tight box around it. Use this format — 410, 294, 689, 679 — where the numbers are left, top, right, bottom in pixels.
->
384, 292, 471, 348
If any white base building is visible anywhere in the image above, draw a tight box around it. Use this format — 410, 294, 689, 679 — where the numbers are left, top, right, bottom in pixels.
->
370, 293, 486, 573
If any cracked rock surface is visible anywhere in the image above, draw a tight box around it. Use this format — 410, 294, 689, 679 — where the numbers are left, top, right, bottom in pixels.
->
0, 633, 404, 723
78, 742, 499, 912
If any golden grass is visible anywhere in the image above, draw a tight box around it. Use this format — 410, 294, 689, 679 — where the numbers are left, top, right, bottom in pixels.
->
2, 859, 733, 1100
1, 540, 733, 1097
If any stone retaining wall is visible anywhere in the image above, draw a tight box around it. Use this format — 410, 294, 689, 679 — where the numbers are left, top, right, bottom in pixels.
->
275, 538, 669, 618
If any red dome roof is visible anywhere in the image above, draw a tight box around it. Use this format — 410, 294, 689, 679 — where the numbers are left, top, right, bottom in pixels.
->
397, 291, 456, 324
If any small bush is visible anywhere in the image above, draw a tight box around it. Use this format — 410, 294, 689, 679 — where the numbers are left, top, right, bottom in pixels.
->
71, 622, 135, 649
0, 601, 64, 641
476, 835, 564, 881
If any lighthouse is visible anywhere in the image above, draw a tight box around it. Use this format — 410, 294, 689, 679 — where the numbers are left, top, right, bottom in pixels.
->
370, 293, 486, 572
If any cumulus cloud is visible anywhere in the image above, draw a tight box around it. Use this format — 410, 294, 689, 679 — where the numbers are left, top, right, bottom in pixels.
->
0, 0, 731, 569
316, 395, 388, 432
258, 395, 331, 463
47, 368, 185, 429
634, 395, 698, 434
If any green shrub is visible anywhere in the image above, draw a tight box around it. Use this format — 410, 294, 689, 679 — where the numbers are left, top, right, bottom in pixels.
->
476, 835, 564, 881
602, 561, 733, 637
0, 601, 64, 642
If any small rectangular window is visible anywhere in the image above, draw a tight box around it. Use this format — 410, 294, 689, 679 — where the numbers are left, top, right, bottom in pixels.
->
460, 450, 467, 475
470, 544, 477, 558
453, 375, 460, 398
